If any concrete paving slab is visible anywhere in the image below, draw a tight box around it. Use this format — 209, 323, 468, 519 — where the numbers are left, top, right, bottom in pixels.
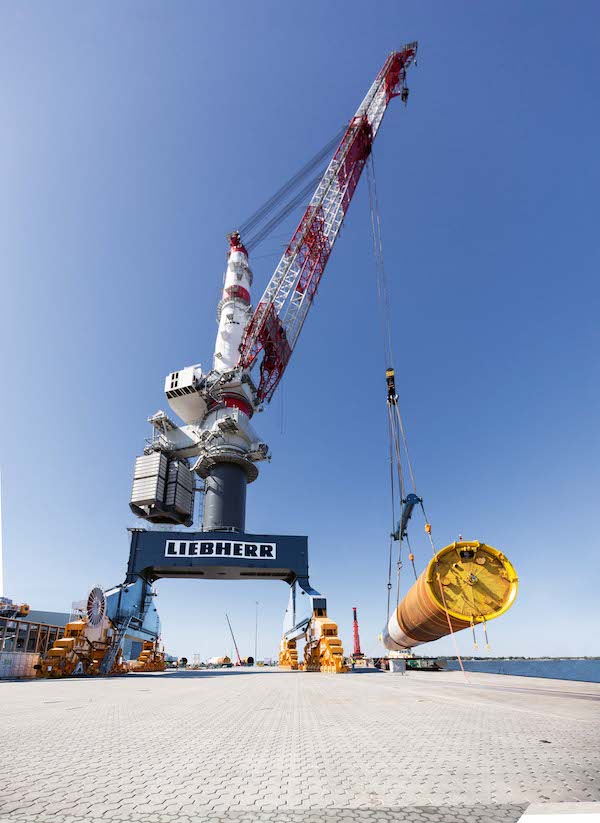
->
0, 669, 598, 823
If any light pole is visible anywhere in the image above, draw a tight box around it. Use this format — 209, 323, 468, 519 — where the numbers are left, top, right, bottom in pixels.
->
254, 601, 259, 665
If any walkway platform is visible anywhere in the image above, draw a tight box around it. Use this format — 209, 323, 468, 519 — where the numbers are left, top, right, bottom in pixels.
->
0, 669, 598, 822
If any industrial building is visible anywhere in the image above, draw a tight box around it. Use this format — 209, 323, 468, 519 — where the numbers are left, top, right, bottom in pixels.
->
0, 602, 68, 679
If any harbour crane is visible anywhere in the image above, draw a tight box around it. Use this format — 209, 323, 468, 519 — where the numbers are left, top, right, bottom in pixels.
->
36, 42, 519, 680
38, 44, 421, 679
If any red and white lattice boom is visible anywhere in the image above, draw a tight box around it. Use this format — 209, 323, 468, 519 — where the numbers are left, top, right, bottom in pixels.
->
239, 43, 418, 402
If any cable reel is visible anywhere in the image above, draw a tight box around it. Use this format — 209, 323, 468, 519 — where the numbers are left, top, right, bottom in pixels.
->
86, 586, 107, 628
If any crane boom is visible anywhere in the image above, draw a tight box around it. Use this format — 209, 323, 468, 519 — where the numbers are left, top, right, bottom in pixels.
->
238, 42, 418, 403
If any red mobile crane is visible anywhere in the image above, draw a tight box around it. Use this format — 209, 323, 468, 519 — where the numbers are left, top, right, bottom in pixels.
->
352, 607, 364, 660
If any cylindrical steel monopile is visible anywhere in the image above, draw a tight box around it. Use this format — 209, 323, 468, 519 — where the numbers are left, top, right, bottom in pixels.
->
382, 541, 518, 650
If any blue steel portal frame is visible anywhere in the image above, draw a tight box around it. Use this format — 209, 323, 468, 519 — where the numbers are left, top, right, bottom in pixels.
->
105, 529, 323, 646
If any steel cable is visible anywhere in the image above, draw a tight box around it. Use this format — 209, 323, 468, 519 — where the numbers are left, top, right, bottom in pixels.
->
245, 171, 324, 251
238, 126, 346, 241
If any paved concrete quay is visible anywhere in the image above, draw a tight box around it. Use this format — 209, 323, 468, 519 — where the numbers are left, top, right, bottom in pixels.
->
0, 668, 598, 823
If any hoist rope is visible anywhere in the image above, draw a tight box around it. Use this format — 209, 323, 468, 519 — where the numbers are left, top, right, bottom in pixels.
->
366, 157, 395, 371
405, 534, 418, 582
394, 404, 418, 496
395, 540, 402, 609
238, 126, 346, 249
388, 402, 405, 610
368, 154, 407, 621
389, 404, 405, 610
367, 153, 471, 684
245, 171, 323, 251
386, 410, 396, 622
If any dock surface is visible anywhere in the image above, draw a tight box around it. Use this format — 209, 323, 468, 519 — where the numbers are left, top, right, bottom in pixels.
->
1, 668, 598, 823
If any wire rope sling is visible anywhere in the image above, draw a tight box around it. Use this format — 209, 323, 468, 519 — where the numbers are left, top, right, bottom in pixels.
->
365, 155, 519, 656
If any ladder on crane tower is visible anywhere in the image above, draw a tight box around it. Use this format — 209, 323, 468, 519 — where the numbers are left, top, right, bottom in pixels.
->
99, 583, 155, 675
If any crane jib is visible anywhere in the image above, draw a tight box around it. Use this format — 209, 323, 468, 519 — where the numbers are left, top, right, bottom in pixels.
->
238, 43, 418, 404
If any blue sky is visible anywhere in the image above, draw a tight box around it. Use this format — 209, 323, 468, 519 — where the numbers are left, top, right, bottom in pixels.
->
1, 2, 599, 660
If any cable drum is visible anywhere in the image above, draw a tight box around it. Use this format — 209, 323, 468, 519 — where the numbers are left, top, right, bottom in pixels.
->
86, 586, 107, 628
382, 541, 518, 650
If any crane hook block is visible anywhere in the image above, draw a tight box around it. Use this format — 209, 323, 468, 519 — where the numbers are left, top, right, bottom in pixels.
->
386, 367, 396, 402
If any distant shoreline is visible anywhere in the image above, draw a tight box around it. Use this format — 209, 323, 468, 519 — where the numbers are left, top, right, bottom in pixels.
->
437, 656, 600, 661
439, 657, 600, 684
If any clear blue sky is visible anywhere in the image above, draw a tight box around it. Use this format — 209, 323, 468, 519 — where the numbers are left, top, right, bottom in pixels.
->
1, 2, 599, 660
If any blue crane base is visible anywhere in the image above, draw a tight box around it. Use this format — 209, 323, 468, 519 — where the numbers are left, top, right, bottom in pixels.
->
104, 528, 323, 648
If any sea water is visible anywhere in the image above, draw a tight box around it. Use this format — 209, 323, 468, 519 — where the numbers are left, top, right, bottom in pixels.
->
443, 658, 600, 683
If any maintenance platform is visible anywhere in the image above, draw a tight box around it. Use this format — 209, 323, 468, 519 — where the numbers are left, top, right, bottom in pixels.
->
0, 669, 598, 823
